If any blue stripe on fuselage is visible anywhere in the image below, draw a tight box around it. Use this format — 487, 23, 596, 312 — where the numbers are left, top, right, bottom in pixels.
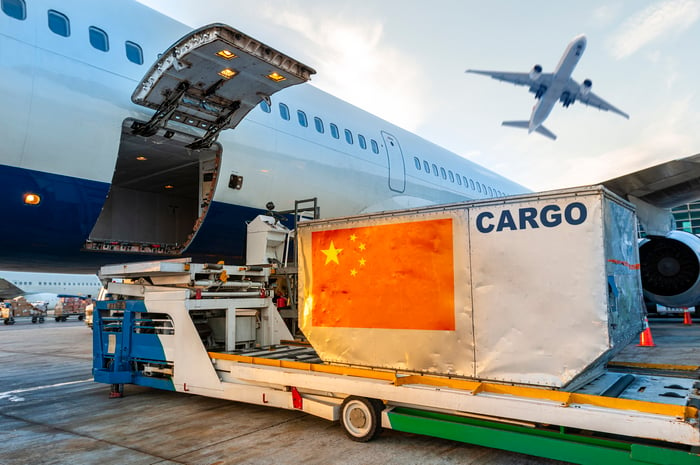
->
0, 164, 276, 271
0, 164, 109, 250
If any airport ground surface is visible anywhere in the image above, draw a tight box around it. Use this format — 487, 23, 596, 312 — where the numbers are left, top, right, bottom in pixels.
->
1, 318, 697, 465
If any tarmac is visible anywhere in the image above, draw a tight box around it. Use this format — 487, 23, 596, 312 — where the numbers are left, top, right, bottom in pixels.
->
1, 317, 698, 465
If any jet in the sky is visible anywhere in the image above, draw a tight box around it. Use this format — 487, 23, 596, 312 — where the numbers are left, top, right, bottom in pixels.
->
466, 34, 629, 140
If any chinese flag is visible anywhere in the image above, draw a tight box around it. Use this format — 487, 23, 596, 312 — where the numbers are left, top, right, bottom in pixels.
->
310, 218, 455, 330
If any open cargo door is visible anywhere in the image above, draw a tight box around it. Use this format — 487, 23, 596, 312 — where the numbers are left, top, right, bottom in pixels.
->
131, 23, 316, 149
85, 25, 315, 258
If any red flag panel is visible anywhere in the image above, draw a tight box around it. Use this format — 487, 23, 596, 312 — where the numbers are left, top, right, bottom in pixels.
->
310, 218, 455, 330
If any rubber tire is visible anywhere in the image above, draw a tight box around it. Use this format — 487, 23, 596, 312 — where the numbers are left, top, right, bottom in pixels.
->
32, 317, 37, 324
339, 396, 383, 442
55, 317, 60, 322
39, 317, 45, 323
8, 317, 14, 325
3, 319, 7, 325
78, 315, 84, 321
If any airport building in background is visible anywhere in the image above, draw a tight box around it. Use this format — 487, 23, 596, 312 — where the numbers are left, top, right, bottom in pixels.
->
673, 201, 700, 234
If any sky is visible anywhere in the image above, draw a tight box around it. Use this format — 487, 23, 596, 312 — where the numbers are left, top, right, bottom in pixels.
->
137, 0, 700, 192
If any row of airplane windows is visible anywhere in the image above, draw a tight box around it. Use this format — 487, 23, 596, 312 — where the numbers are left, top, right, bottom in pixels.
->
413, 157, 505, 197
261, 100, 382, 154
2, 0, 144, 65
12, 281, 96, 286
260, 100, 506, 197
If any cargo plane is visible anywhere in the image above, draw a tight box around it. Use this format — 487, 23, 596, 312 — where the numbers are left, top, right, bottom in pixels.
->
467, 34, 629, 140
1, 1, 700, 310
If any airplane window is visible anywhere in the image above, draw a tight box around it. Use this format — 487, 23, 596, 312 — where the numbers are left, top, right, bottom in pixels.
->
314, 117, 324, 133
279, 103, 290, 121
448, 170, 454, 183
414, 157, 421, 170
259, 100, 271, 113
89, 26, 109, 52
125, 41, 143, 65
476, 181, 482, 193
48, 10, 70, 37
330, 123, 339, 139
440, 167, 447, 180
371, 139, 379, 154
469, 179, 475, 190
423, 161, 430, 173
2, 0, 25, 20
344, 129, 353, 145
455, 173, 462, 185
358, 134, 367, 150
432, 164, 439, 177
297, 110, 308, 127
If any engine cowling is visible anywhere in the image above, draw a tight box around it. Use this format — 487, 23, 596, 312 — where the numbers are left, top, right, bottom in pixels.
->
529, 64, 543, 81
580, 79, 592, 96
639, 231, 700, 308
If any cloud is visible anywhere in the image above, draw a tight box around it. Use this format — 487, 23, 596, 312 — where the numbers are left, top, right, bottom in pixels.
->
609, 0, 700, 59
592, 4, 623, 26
259, 5, 429, 131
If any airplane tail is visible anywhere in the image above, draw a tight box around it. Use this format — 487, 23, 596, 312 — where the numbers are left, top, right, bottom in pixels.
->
502, 120, 557, 140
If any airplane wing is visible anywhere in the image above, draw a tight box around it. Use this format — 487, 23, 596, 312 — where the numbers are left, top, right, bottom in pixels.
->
603, 153, 700, 209
466, 70, 554, 98
0, 277, 23, 300
565, 78, 629, 119
602, 152, 700, 234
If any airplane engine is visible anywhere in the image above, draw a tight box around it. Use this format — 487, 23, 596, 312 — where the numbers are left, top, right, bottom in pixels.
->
580, 79, 592, 96
639, 231, 700, 308
529, 64, 543, 80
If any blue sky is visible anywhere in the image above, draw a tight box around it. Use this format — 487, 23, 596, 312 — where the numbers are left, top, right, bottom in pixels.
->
138, 0, 700, 191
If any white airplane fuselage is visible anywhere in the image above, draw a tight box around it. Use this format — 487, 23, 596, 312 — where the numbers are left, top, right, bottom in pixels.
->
529, 35, 587, 132
0, 0, 528, 272
0, 271, 101, 308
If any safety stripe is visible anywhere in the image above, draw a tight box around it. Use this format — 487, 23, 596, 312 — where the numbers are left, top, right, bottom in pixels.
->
607, 259, 640, 270
608, 361, 700, 371
210, 351, 697, 420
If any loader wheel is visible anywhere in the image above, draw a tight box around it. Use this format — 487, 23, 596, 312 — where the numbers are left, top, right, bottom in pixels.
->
340, 396, 383, 442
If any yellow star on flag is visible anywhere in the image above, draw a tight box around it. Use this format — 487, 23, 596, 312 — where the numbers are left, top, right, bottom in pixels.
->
321, 241, 343, 265
350, 234, 357, 241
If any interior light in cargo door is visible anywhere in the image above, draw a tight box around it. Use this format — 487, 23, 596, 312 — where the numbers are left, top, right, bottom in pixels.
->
23, 193, 41, 205
266, 72, 286, 82
218, 68, 237, 80
216, 49, 237, 60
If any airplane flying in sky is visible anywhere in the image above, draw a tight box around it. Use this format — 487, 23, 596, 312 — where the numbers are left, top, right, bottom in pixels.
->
0, 271, 101, 309
466, 34, 629, 140
1, 1, 700, 310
